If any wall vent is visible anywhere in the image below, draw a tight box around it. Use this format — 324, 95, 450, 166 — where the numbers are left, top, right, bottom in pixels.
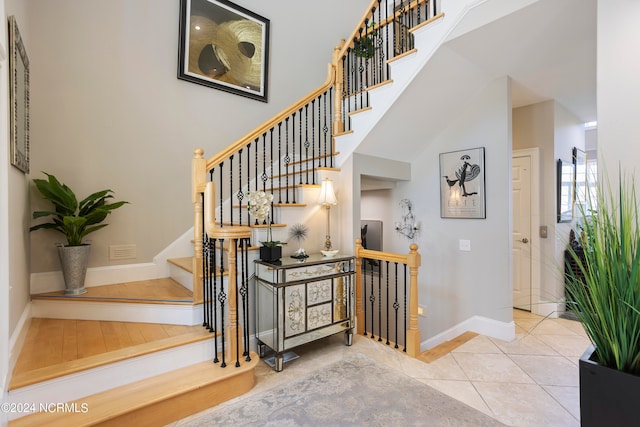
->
109, 244, 137, 261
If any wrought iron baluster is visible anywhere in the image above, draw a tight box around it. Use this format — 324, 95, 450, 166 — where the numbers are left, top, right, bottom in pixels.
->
298, 108, 303, 185
362, 258, 368, 337
218, 164, 224, 227
229, 155, 234, 226
201, 192, 209, 329
394, 262, 399, 348
284, 117, 291, 204
238, 150, 244, 226
246, 143, 251, 226
234, 239, 240, 367
404, 263, 408, 352
277, 123, 282, 204
243, 238, 251, 361
218, 239, 226, 367
370, 259, 376, 339
292, 112, 297, 203
269, 128, 275, 224
304, 104, 310, 185
261, 133, 267, 194
329, 88, 334, 168
212, 238, 219, 362
385, 260, 390, 345
377, 261, 382, 342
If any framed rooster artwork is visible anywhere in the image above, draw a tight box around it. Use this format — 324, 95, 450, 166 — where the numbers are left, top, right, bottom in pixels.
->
440, 147, 486, 219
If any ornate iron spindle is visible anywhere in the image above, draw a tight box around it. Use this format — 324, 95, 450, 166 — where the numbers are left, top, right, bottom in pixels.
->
385, 260, 390, 345
237, 150, 244, 226
329, 88, 334, 168
298, 108, 304, 185
304, 104, 310, 184
291, 112, 297, 203
284, 117, 291, 204
212, 237, 219, 362
269, 128, 275, 224
234, 239, 240, 367
218, 239, 226, 367
242, 238, 251, 361
404, 263, 408, 352
254, 138, 259, 193
261, 133, 267, 194
369, 258, 375, 339
394, 262, 400, 348
377, 261, 382, 342
201, 192, 209, 329
322, 92, 328, 167
277, 122, 282, 204
218, 164, 224, 227
385, 0, 390, 76
310, 99, 316, 184
362, 258, 368, 337
358, 27, 364, 110
246, 143, 251, 226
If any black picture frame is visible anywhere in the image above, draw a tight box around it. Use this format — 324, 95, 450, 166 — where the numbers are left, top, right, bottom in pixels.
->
178, 0, 270, 102
439, 147, 486, 219
557, 159, 574, 223
572, 147, 587, 216
8, 15, 30, 173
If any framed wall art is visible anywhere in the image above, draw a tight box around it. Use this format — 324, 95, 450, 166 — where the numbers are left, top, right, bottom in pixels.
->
8, 15, 30, 173
178, 0, 270, 102
572, 147, 586, 216
440, 147, 486, 219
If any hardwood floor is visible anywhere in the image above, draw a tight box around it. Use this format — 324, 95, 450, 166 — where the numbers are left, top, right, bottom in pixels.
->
10, 318, 210, 390
31, 278, 193, 304
417, 331, 479, 363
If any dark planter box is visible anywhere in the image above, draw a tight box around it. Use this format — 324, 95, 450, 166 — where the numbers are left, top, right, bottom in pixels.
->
579, 345, 640, 427
259, 246, 282, 263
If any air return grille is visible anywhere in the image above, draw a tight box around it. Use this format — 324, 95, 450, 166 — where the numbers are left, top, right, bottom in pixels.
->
109, 244, 137, 260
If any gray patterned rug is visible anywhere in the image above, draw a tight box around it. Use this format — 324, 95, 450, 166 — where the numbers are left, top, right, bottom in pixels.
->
180, 353, 505, 426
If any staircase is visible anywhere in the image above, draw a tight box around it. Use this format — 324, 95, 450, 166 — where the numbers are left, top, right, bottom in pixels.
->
6, 0, 517, 424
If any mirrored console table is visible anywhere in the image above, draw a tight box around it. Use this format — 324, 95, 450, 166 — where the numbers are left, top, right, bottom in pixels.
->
255, 253, 355, 371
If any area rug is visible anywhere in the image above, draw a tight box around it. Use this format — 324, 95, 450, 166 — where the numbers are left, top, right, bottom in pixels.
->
180, 353, 505, 426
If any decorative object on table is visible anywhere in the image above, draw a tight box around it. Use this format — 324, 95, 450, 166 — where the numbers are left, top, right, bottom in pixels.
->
288, 223, 309, 259
8, 16, 30, 173
564, 170, 640, 426
318, 177, 338, 252
246, 190, 284, 262
439, 147, 485, 219
557, 158, 574, 223
394, 199, 419, 239
177, 0, 270, 102
29, 173, 128, 295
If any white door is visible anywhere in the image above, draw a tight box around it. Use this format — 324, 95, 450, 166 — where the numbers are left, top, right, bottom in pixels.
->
512, 155, 532, 310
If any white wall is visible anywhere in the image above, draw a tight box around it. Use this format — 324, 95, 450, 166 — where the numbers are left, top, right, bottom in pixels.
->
25, 0, 369, 275
364, 76, 513, 340
597, 0, 640, 180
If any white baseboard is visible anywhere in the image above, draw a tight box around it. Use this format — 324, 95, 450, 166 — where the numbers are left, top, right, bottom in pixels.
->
532, 301, 564, 319
422, 315, 515, 351
7, 304, 32, 390
31, 300, 203, 326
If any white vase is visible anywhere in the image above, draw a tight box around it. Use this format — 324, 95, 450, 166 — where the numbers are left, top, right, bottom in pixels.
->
57, 244, 90, 295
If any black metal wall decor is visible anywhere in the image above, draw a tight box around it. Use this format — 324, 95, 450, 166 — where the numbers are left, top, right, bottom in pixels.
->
439, 147, 486, 219
178, 0, 270, 102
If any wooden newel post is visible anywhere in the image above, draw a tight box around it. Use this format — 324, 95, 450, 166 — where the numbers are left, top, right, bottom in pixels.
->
192, 148, 206, 304
405, 243, 421, 357
226, 239, 241, 365
354, 238, 365, 335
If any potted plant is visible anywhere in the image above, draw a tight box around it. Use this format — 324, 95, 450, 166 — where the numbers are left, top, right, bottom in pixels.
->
565, 171, 640, 427
246, 190, 285, 262
30, 172, 128, 295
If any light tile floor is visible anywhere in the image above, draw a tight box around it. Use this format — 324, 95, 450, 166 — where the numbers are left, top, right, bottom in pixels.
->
175, 310, 589, 427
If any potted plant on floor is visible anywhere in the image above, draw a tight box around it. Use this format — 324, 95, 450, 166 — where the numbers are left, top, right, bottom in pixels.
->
30, 172, 128, 295
246, 190, 285, 262
564, 170, 640, 427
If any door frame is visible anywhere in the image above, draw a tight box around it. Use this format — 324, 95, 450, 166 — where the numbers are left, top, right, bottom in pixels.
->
512, 148, 542, 315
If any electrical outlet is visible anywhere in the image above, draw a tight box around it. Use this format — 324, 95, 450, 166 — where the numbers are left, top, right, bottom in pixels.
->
459, 239, 471, 251
418, 306, 426, 317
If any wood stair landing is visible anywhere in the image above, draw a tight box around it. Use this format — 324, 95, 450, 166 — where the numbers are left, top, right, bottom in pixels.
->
417, 331, 479, 363
31, 278, 193, 305
9, 354, 259, 427
9, 319, 212, 390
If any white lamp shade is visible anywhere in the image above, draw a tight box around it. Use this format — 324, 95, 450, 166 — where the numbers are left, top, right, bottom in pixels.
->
318, 178, 337, 205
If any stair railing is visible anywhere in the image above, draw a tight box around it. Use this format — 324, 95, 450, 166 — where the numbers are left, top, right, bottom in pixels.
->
355, 238, 421, 356
191, 0, 439, 364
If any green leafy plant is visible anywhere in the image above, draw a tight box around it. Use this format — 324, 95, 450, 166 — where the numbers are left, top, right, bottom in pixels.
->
30, 172, 128, 246
353, 21, 380, 58
565, 170, 640, 375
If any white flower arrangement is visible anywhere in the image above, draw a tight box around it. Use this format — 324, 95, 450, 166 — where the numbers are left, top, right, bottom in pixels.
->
246, 191, 284, 247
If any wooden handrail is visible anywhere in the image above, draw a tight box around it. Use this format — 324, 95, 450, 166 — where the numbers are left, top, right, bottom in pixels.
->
206, 63, 336, 171
337, 0, 432, 59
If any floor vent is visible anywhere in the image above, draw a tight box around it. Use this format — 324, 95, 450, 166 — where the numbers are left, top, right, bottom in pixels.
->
109, 244, 137, 260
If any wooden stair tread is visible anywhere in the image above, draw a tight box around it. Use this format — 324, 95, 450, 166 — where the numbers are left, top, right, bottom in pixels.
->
9, 326, 213, 390
9, 354, 258, 427
417, 331, 479, 363
31, 278, 193, 305
168, 257, 234, 277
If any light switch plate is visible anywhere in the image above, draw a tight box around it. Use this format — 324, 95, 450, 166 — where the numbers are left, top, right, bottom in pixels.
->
459, 239, 471, 251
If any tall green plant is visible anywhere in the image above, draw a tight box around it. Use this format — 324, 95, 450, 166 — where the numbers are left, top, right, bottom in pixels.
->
30, 172, 128, 246
565, 171, 640, 375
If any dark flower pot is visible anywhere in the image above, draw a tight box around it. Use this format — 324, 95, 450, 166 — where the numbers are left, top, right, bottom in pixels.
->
579, 344, 640, 427
260, 246, 282, 263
